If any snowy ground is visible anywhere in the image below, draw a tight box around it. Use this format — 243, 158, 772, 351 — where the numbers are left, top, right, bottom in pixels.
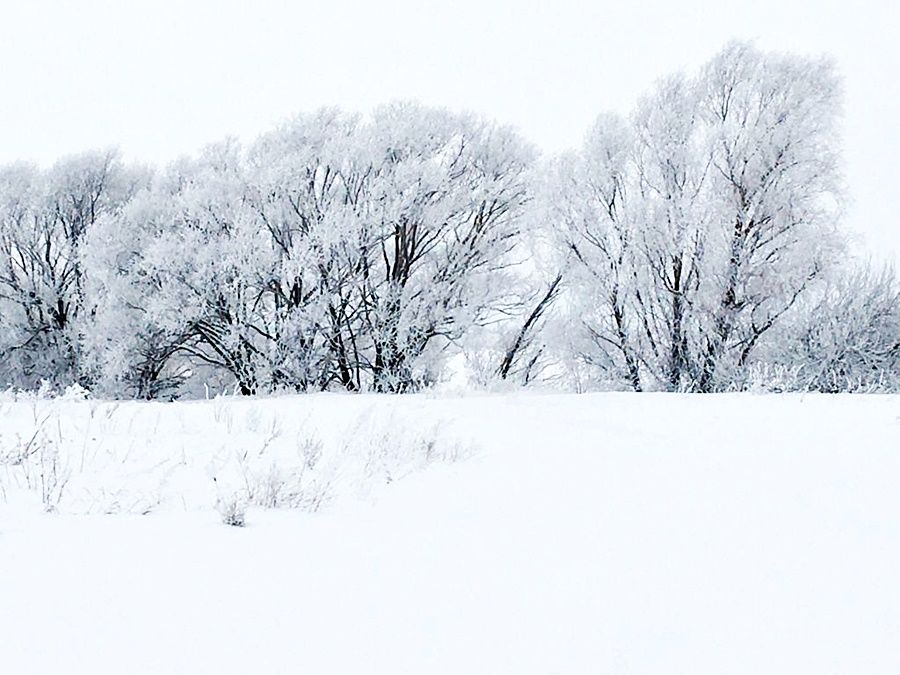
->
2, 392, 899, 674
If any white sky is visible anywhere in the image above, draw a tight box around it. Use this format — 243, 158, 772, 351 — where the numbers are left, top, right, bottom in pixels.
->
1, 0, 897, 259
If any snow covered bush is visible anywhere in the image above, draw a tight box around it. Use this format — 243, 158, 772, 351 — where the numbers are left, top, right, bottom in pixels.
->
0, 425, 71, 513
343, 415, 475, 491
214, 491, 247, 527
783, 264, 900, 392
237, 436, 333, 512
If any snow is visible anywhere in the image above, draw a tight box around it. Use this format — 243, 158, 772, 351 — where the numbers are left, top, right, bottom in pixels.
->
2, 392, 899, 674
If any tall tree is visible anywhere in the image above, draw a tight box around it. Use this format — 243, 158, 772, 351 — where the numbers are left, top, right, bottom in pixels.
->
0, 151, 141, 388
545, 42, 843, 391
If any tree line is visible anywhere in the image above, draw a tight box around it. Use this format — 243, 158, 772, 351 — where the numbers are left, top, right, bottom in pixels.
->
1, 42, 897, 398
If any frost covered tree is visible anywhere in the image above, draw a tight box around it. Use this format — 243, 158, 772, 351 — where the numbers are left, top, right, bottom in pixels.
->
630, 75, 711, 390
542, 114, 645, 390
694, 42, 842, 389
244, 108, 375, 392
0, 151, 143, 389
544, 42, 843, 391
81, 172, 194, 399
84, 140, 294, 397
248, 103, 533, 393
353, 104, 532, 391
95, 142, 280, 396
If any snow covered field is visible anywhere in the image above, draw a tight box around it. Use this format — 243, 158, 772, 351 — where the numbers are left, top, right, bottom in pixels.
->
2, 392, 899, 674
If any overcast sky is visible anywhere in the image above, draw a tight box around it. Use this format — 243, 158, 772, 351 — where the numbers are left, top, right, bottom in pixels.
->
1, 0, 896, 259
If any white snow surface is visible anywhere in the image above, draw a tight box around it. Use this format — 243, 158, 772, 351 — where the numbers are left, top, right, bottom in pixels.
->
2, 392, 899, 674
